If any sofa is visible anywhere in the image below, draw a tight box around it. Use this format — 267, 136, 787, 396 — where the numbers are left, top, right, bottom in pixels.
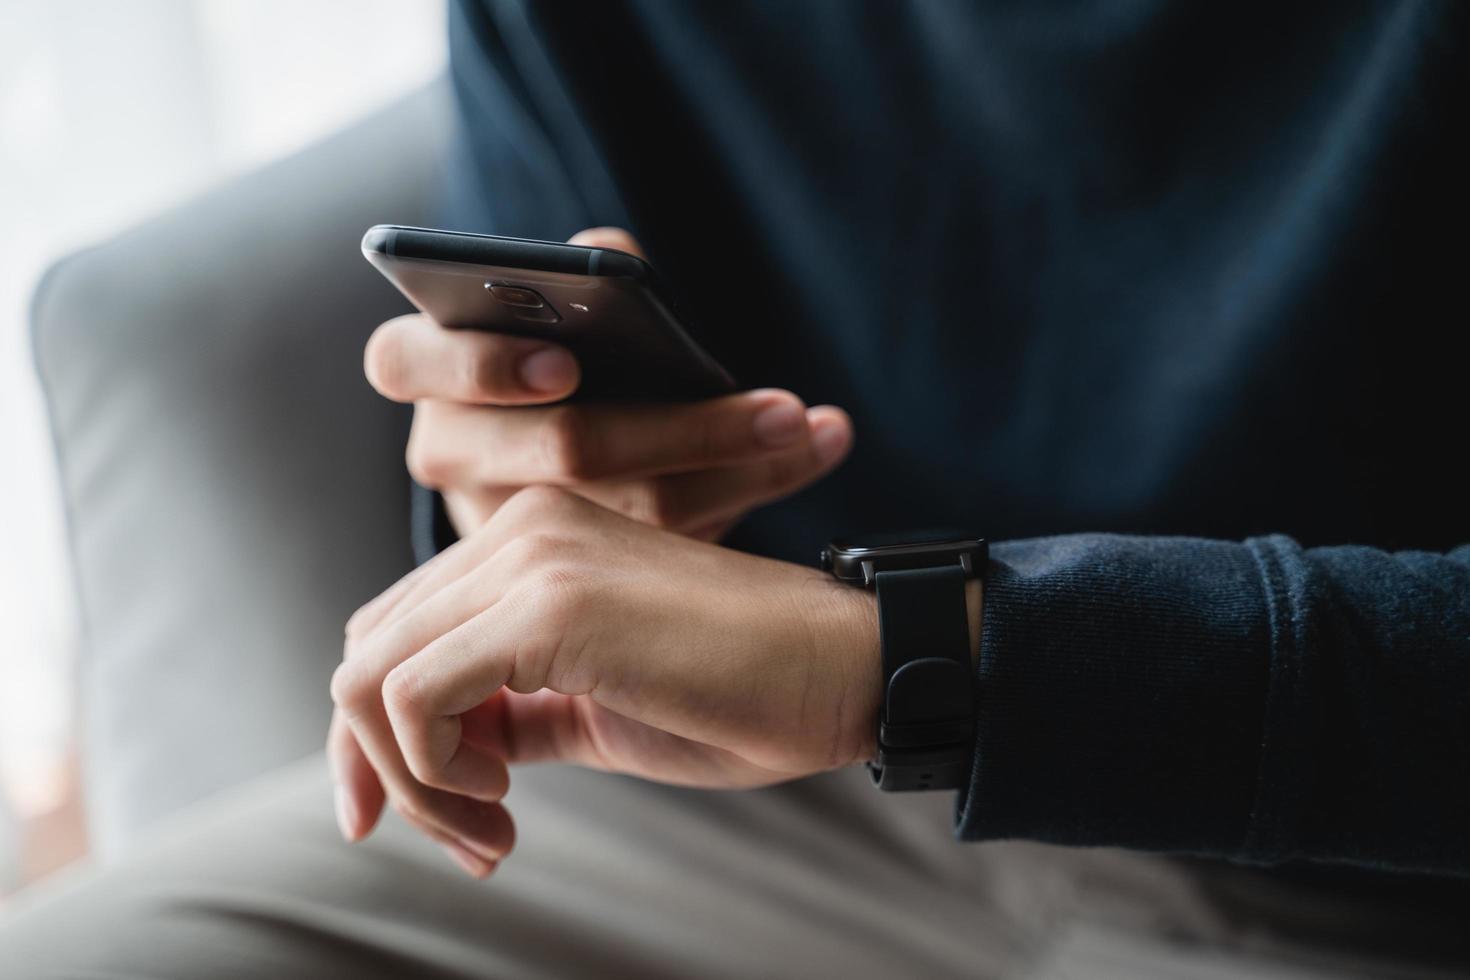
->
31, 80, 455, 856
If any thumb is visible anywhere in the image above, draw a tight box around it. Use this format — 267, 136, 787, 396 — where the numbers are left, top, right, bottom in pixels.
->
568, 226, 647, 259
459, 689, 606, 768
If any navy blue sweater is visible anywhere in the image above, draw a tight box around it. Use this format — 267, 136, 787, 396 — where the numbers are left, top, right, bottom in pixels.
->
435, 0, 1469, 875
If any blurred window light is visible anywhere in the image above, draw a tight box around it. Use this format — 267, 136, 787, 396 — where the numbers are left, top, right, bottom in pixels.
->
0, 0, 447, 860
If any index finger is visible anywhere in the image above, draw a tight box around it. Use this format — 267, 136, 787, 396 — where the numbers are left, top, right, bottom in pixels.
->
567, 227, 646, 257
364, 314, 580, 405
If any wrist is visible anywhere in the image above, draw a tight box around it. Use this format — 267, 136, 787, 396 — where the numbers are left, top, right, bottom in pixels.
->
812, 579, 882, 766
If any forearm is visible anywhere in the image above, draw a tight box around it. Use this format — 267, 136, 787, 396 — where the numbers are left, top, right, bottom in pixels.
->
960, 533, 1470, 875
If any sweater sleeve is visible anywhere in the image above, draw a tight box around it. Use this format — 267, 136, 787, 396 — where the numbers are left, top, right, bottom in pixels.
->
410, 482, 460, 567
956, 533, 1470, 875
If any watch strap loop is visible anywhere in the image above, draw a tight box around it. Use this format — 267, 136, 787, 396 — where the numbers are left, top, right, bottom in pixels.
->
868, 564, 976, 791
885, 656, 972, 725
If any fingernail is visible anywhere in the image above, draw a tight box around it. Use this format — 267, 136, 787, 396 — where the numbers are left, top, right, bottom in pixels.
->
334, 786, 359, 842
812, 420, 849, 465
519, 348, 578, 393
752, 399, 805, 448
443, 840, 493, 877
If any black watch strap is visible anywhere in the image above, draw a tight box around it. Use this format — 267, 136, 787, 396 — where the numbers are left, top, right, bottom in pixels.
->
868, 564, 975, 791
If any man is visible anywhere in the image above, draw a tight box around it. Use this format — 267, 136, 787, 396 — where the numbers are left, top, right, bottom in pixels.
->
4, 2, 1468, 976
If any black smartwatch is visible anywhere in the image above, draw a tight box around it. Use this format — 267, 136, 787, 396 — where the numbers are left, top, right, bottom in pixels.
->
821, 530, 986, 792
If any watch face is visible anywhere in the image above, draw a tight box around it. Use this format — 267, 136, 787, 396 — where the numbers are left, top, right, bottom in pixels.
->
828, 528, 978, 554
823, 529, 986, 586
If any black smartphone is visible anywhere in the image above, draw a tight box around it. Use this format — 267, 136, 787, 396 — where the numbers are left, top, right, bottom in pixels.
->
362, 225, 737, 402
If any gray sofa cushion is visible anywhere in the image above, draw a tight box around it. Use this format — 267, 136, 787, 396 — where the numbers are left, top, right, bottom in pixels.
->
31, 80, 454, 855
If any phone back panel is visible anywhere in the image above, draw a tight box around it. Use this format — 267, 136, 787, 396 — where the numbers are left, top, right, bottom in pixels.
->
363, 229, 736, 403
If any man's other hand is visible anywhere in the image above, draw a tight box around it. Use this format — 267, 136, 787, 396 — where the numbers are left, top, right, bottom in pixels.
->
362, 228, 853, 540
328, 489, 881, 876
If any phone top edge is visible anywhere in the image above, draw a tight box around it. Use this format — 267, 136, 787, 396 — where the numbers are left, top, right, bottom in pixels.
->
361, 224, 651, 280
361, 225, 395, 256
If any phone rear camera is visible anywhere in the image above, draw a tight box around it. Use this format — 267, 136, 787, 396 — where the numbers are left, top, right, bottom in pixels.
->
487, 283, 547, 308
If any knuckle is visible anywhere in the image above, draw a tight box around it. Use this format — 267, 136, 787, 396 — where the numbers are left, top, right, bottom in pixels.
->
344, 604, 372, 642
380, 664, 422, 718
513, 529, 565, 564
341, 625, 373, 668
504, 483, 577, 522
496, 529, 571, 581
537, 406, 595, 480
530, 562, 584, 602
521, 564, 590, 635
329, 662, 372, 714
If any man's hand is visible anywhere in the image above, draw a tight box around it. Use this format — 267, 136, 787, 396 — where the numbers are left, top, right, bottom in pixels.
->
363, 227, 854, 540
328, 487, 880, 876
